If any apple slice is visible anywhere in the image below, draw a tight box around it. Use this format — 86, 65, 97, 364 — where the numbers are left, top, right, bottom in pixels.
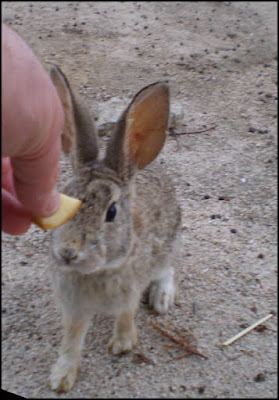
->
32, 193, 82, 230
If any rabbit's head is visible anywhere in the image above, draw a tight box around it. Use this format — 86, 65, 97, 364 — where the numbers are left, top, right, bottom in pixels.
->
49, 65, 169, 274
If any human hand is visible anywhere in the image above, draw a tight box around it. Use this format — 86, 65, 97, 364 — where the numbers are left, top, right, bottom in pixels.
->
2, 24, 64, 235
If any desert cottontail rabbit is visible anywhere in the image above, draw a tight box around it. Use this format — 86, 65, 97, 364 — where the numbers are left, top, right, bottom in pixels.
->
48, 65, 181, 392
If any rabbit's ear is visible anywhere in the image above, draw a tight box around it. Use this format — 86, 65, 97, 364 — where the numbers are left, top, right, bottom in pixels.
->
104, 82, 169, 180
49, 65, 98, 168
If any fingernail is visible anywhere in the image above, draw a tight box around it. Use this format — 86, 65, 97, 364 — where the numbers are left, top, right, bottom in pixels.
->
44, 188, 61, 216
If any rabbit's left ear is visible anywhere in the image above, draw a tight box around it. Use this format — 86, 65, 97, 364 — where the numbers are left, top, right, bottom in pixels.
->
49, 64, 99, 169
105, 82, 169, 180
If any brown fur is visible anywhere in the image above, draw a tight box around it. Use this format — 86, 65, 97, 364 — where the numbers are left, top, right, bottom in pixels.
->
48, 65, 181, 392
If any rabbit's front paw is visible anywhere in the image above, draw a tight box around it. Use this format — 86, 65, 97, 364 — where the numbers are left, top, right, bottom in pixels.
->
49, 356, 79, 393
108, 330, 138, 355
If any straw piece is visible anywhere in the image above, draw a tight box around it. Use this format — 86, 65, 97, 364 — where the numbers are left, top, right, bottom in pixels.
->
220, 314, 273, 347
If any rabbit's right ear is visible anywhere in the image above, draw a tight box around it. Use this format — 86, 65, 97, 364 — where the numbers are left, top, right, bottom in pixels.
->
49, 65, 99, 169
104, 82, 169, 181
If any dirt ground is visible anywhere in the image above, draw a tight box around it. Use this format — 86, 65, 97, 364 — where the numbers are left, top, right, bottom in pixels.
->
2, 1, 277, 398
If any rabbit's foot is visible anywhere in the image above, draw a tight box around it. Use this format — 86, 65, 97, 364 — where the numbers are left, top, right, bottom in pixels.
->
149, 268, 175, 314
49, 356, 79, 393
108, 329, 138, 355
108, 311, 138, 355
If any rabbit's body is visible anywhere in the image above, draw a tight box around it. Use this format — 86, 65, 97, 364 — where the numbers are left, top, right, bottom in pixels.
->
51, 164, 180, 317
47, 65, 181, 392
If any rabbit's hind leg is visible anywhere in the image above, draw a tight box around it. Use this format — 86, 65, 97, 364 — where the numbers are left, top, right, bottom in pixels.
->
149, 235, 180, 314
49, 313, 91, 393
149, 266, 176, 314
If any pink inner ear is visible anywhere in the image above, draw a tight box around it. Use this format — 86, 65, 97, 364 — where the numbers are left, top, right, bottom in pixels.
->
129, 127, 166, 169
126, 85, 169, 169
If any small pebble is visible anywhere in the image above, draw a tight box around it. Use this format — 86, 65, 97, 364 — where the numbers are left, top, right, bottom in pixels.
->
211, 214, 221, 219
254, 373, 266, 382
198, 385, 206, 393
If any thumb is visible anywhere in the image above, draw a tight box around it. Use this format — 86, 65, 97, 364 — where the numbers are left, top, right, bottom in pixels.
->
2, 188, 32, 235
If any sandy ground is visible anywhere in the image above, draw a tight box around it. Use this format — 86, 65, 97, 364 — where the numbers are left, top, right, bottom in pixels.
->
2, 1, 277, 398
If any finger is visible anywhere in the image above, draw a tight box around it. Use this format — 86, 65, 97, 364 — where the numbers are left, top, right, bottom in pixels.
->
11, 133, 62, 217
2, 24, 64, 217
2, 188, 32, 235
2, 157, 16, 195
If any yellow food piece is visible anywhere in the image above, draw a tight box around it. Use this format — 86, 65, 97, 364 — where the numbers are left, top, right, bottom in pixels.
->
32, 193, 82, 230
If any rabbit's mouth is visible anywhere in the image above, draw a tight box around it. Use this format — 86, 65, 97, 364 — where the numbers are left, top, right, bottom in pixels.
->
68, 257, 125, 275
51, 247, 125, 275
89, 256, 126, 273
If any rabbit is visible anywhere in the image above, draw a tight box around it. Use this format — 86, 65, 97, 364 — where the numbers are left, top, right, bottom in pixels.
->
47, 65, 181, 393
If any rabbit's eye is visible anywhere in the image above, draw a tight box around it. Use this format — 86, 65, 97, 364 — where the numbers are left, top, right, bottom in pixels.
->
106, 203, 117, 222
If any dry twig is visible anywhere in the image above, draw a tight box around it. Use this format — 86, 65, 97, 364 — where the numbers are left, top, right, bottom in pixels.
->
169, 125, 216, 136
147, 320, 208, 360
169, 125, 216, 151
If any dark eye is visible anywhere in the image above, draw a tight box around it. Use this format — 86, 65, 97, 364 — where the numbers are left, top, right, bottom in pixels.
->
106, 203, 117, 222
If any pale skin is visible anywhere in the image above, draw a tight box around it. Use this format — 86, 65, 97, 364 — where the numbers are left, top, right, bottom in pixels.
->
2, 24, 64, 235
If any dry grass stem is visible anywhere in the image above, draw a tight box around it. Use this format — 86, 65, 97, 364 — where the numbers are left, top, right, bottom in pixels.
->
221, 314, 273, 347
133, 352, 155, 365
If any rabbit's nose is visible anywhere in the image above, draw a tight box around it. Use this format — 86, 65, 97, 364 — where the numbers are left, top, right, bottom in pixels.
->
60, 247, 78, 264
